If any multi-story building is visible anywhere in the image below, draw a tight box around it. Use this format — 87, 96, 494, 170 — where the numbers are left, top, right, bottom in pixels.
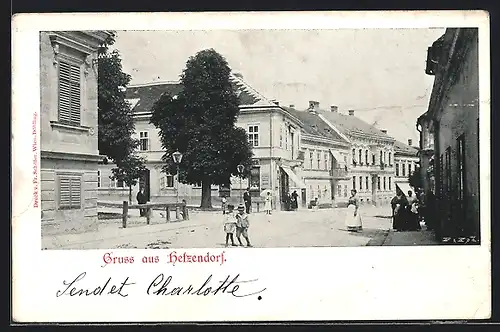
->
40, 31, 112, 235
418, 28, 480, 240
309, 105, 396, 205
393, 139, 420, 195
285, 105, 351, 206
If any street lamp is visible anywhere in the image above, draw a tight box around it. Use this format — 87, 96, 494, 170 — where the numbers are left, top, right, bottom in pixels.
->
237, 164, 244, 204
172, 151, 183, 203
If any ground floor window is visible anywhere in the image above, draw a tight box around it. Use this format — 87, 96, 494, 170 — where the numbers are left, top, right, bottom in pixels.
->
160, 175, 175, 189
58, 174, 82, 210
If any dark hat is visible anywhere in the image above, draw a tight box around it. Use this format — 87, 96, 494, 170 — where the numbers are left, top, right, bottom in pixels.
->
237, 204, 245, 211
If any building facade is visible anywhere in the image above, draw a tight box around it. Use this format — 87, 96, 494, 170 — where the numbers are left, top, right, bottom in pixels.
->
393, 139, 420, 195
419, 28, 480, 240
313, 105, 396, 205
40, 31, 112, 234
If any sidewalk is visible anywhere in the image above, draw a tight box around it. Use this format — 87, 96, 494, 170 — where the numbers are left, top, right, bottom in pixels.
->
382, 225, 439, 246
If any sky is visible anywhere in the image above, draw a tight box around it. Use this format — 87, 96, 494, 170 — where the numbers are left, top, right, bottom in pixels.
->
112, 28, 445, 145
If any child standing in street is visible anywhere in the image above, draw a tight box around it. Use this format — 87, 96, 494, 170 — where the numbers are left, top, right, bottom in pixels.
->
236, 204, 252, 247
223, 204, 237, 247
221, 195, 227, 215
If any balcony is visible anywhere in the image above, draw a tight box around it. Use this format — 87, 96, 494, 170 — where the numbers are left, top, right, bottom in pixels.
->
330, 167, 349, 179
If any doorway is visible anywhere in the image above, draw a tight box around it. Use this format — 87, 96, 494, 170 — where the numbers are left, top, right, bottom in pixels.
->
279, 168, 290, 209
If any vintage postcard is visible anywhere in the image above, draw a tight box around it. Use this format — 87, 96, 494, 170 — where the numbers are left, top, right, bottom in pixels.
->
12, 11, 491, 322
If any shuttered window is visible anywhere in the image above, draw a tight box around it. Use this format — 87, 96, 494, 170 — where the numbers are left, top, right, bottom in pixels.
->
59, 175, 82, 209
58, 61, 81, 126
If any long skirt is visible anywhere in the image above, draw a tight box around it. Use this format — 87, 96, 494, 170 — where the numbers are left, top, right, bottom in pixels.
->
264, 200, 272, 212
346, 205, 362, 231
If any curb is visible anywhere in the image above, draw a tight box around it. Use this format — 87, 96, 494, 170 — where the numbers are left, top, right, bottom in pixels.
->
365, 230, 390, 246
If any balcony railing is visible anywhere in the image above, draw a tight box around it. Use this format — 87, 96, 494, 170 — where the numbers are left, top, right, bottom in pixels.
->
330, 167, 349, 179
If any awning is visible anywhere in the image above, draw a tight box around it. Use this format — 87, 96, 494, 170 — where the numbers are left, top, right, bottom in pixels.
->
396, 182, 413, 195
280, 166, 307, 189
329, 150, 345, 165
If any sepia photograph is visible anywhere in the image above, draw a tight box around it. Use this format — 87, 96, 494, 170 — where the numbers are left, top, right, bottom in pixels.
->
39, 27, 480, 250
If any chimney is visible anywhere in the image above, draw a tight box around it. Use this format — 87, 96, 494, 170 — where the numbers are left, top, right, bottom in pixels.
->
308, 100, 319, 111
408, 139, 413, 146
381, 129, 387, 134
233, 72, 243, 79
348, 109, 354, 116
330, 105, 338, 112
270, 99, 279, 106
289, 104, 295, 108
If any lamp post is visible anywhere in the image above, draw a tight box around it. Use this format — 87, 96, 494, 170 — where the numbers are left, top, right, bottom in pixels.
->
172, 151, 183, 203
237, 164, 244, 204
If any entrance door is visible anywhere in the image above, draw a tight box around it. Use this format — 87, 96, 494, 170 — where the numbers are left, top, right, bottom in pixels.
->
139, 169, 151, 202
280, 169, 290, 209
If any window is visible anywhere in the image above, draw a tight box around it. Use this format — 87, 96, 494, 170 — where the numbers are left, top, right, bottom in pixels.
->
380, 151, 383, 165
445, 147, 452, 198
279, 126, 283, 148
457, 135, 466, 204
395, 163, 400, 176
408, 163, 412, 175
117, 179, 124, 188
365, 150, 369, 165
309, 151, 314, 169
359, 149, 362, 164
285, 127, 288, 150
249, 166, 261, 190
377, 176, 381, 190
97, 170, 101, 188
366, 176, 369, 191
160, 175, 175, 189
344, 185, 348, 197
58, 60, 81, 126
317, 152, 321, 169
402, 164, 406, 177
324, 152, 329, 170
352, 177, 356, 190
389, 177, 392, 190
139, 131, 149, 151
439, 155, 444, 199
352, 149, 356, 164
388, 152, 392, 165
383, 151, 387, 164
337, 185, 342, 197
359, 176, 363, 191
248, 125, 259, 147
109, 177, 125, 188
58, 175, 82, 210
372, 154, 375, 165
383, 177, 386, 191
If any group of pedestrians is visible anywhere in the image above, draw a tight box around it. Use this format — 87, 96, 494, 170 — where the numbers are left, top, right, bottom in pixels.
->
391, 188, 436, 232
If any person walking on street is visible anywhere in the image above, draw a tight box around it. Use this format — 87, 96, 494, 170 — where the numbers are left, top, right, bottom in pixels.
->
264, 191, 273, 215
221, 195, 227, 215
236, 204, 252, 247
391, 190, 409, 231
243, 188, 252, 214
223, 204, 237, 247
136, 187, 147, 217
406, 190, 421, 231
345, 189, 362, 232
291, 190, 299, 211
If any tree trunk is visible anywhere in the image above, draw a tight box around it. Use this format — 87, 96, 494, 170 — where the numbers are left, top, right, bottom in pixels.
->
129, 186, 132, 204
200, 178, 212, 208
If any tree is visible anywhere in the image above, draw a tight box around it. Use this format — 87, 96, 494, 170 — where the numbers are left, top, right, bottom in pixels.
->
150, 49, 254, 208
409, 166, 422, 189
97, 31, 146, 194
110, 154, 148, 203
97, 32, 138, 163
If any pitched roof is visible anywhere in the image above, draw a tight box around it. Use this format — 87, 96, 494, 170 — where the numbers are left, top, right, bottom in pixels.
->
126, 81, 183, 114
317, 109, 393, 140
394, 140, 419, 156
282, 107, 346, 143
125, 74, 275, 113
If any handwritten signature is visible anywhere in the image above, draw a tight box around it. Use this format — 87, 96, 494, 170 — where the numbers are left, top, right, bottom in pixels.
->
55, 272, 266, 298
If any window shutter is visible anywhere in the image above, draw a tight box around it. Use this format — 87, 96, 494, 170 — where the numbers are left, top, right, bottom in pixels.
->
58, 61, 81, 126
59, 175, 82, 209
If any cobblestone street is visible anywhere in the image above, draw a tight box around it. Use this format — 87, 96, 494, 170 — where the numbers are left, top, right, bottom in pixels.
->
42, 205, 397, 250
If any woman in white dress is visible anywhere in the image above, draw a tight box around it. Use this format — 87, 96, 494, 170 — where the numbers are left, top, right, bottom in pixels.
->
346, 189, 362, 232
264, 192, 272, 215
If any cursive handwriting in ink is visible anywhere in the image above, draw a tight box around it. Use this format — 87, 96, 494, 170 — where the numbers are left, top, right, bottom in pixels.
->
147, 273, 266, 298
56, 272, 136, 298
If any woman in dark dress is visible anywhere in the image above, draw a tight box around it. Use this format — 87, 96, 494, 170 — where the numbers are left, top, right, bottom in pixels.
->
291, 190, 299, 210
391, 192, 408, 231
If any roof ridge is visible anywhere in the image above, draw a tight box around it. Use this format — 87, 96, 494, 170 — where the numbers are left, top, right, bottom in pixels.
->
128, 80, 181, 88
229, 73, 274, 105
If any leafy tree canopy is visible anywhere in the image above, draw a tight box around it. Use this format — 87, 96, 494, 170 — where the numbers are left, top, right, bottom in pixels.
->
150, 49, 253, 207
